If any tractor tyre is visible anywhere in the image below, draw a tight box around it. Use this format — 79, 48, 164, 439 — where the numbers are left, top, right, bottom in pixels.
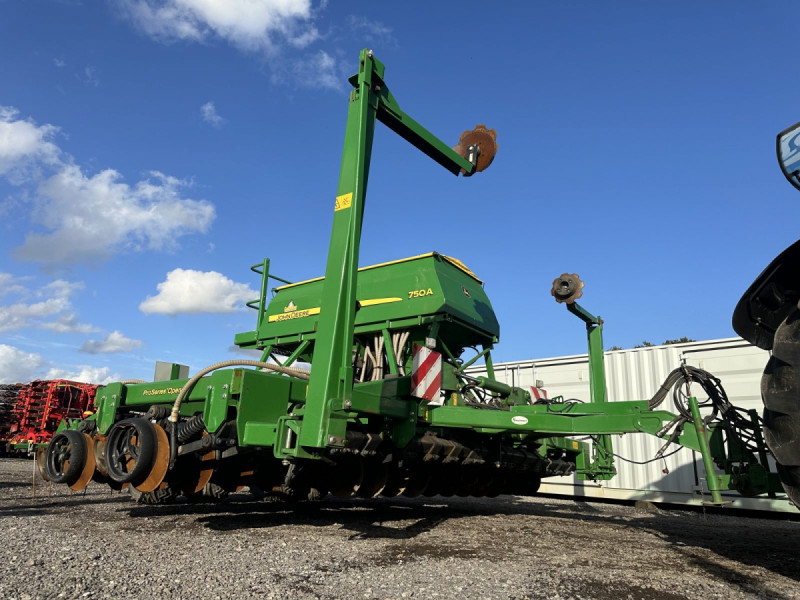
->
761, 309, 800, 506
129, 483, 179, 505
187, 482, 229, 503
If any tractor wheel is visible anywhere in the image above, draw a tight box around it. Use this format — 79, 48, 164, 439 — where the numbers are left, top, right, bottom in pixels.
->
761, 309, 800, 506
105, 418, 157, 485
45, 430, 86, 485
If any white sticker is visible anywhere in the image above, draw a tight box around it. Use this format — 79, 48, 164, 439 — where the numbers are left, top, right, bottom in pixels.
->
511, 415, 528, 425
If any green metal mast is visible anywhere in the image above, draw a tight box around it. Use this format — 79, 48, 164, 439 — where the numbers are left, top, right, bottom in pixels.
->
299, 49, 480, 450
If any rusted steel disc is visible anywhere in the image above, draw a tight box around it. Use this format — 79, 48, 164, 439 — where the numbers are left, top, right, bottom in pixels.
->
35, 446, 50, 482
68, 433, 96, 491
93, 434, 108, 476
551, 273, 584, 304
328, 455, 363, 498
194, 449, 216, 493
176, 432, 216, 495
380, 466, 409, 497
453, 124, 498, 173
134, 423, 170, 493
356, 458, 388, 498
401, 469, 432, 498
227, 468, 255, 493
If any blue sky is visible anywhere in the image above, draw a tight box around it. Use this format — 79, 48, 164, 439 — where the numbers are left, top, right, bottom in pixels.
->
1, 1, 799, 383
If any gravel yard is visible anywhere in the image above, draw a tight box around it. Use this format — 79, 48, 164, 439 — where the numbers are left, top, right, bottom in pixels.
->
0, 458, 797, 600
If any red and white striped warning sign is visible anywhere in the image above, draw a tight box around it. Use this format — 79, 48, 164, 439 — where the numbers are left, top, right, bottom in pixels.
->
530, 385, 548, 402
411, 344, 442, 404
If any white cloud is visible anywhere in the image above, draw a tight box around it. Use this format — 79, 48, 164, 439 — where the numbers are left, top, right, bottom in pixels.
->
140, 268, 256, 315
307, 50, 340, 90
54, 58, 66, 68
0, 344, 47, 383
0, 106, 61, 181
81, 330, 143, 354
44, 365, 120, 384
0, 107, 217, 266
15, 166, 215, 265
273, 49, 341, 91
0, 277, 95, 333
0, 344, 122, 385
0, 297, 69, 331
39, 312, 98, 334
82, 65, 100, 87
19, 167, 214, 264
116, 0, 319, 52
347, 15, 393, 45
201, 101, 225, 127
0, 273, 29, 297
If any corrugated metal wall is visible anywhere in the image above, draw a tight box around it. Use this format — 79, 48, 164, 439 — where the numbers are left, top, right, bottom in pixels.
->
465, 338, 794, 511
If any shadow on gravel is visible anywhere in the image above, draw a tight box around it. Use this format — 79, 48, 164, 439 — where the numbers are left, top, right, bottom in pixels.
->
0, 494, 126, 517
124, 499, 456, 540
115, 493, 800, 594
0, 481, 30, 489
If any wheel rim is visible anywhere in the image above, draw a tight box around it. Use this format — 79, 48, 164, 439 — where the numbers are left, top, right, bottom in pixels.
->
47, 436, 72, 480
105, 419, 157, 484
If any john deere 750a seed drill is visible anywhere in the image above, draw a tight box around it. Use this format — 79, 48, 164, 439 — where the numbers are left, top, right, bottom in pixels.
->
44, 49, 791, 508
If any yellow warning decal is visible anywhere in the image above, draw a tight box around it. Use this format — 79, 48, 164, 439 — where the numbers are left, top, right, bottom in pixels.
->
359, 297, 402, 307
267, 297, 400, 323
268, 307, 321, 322
335, 193, 353, 211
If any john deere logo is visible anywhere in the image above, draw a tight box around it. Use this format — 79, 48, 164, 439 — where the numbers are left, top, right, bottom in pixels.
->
462, 286, 471, 298
284, 301, 297, 313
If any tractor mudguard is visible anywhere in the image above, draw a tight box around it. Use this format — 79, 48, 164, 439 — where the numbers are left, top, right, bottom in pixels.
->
733, 238, 800, 350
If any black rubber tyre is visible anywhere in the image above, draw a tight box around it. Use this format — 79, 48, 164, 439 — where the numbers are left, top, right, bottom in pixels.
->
45, 430, 87, 484
105, 418, 157, 484
761, 309, 800, 505
187, 482, 229, 503
129, 483, 179, 505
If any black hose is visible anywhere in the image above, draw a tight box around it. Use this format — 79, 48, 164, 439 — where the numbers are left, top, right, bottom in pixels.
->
648, 366, 725, 413
649, 365, 763, 456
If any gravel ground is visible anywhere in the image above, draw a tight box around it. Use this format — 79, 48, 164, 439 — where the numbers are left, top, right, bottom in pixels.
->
1, 458, 798, 600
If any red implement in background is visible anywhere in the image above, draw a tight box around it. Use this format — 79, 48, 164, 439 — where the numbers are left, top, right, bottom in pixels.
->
2, 380, 98, 449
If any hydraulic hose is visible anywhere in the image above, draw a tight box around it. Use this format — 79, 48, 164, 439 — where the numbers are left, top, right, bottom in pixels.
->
648, 365, 765, 457
167, 360, 311, 469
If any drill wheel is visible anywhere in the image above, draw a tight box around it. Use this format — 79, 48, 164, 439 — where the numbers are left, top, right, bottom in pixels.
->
44, 430, 88, 486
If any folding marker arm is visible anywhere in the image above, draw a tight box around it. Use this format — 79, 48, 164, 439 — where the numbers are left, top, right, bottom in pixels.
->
300, 49, 493, 450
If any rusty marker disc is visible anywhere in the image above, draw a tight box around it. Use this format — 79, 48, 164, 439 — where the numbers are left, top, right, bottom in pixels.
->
551, 273, 584, 304
453, 124, 498, 173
